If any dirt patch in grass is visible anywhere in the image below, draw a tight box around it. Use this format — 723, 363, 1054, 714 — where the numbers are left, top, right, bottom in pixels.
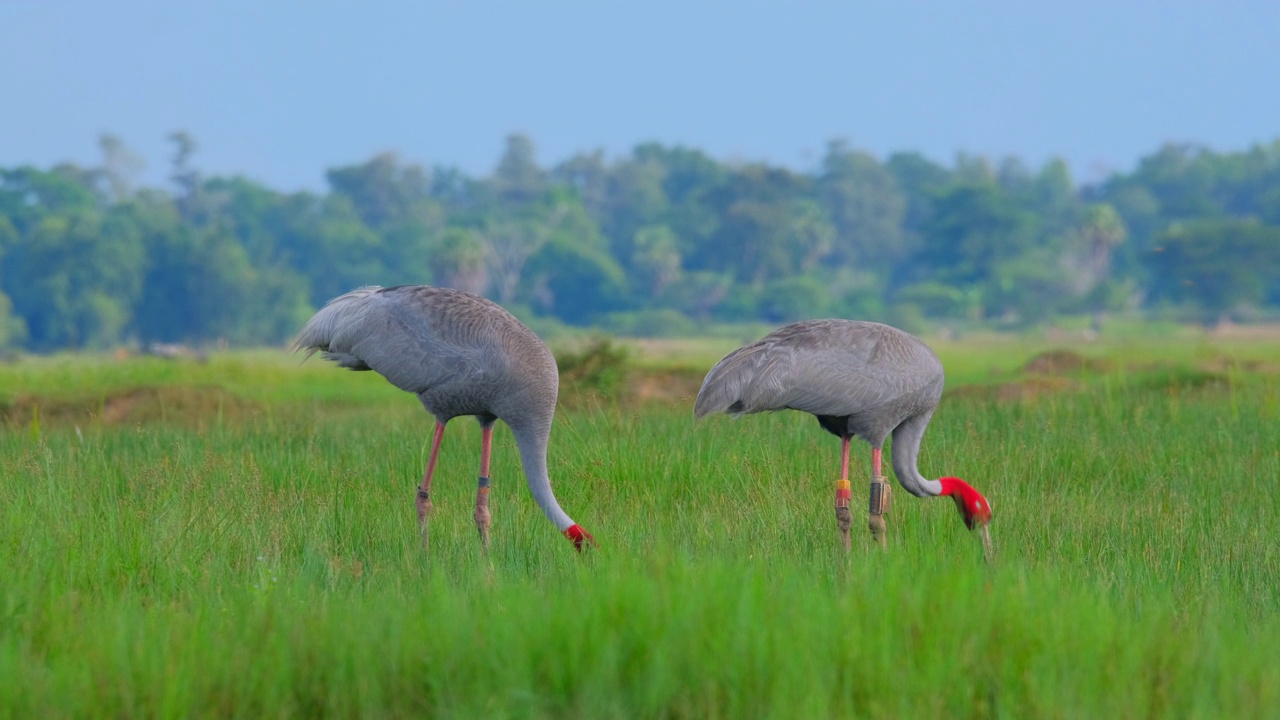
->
946, 376, 1083, 403
559, 367, 705, 409
1128, 369, 1233, 394
1023, 349, 1111, 375
1208, 322, 1280, 340
1194, 357, 1280, 375
0, 385, 263, 429
626, 369, 705, 406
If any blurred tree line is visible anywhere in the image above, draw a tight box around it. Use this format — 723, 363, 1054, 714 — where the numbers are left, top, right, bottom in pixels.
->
2, 132, 1279, 352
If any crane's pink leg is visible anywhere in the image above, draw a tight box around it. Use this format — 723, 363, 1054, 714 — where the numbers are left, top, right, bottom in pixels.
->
416, 421, 446, 535
868, 447, 890, 549
835, 435, 853, 551
475, 424, 493, 549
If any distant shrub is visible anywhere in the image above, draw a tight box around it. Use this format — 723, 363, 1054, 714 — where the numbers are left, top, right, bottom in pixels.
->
601, 309, 697, 338
555, 335, 631, 399
894, 282, 974, 320
504, 304, 574, 341
758, 276, 830, 323
833, 286, 887, 323
711, 285, 760, 322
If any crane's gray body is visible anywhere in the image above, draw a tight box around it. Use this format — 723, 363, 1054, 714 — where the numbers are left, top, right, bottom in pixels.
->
295, 285, 558, 427
694, 319, 946, 497
293, 285, 575, 529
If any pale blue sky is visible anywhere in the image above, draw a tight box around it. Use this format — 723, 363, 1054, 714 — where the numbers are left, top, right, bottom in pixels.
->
2, 1, 1277, 191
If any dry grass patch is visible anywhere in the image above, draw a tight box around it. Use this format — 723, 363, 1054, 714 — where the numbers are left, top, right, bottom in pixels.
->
0, 385, 263, 430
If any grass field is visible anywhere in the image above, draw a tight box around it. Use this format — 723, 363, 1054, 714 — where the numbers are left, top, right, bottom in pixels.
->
1, 332, 1278, 718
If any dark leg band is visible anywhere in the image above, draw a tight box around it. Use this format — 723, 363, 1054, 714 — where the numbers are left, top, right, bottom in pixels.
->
869, 480, 890, 515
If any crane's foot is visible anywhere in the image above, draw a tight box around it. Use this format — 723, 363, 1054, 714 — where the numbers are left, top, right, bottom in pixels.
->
868, 477, 891, 549
415, 488, 434, 524
835, 479, 853, 551
474, 476, 492, 550
415, 488, 434, 548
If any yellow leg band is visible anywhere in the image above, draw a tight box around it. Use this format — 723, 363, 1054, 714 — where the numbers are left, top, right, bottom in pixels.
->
835, 479, 853, 507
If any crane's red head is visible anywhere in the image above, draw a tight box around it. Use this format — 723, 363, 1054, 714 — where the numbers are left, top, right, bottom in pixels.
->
563, 524, 597, 552
939, 477, 992, 530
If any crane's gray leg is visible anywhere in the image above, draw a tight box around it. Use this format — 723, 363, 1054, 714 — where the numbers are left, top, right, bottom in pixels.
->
474, 424, 493, 549
868, 448, 891, 548
835, 435, 853, 551
416, 421, 447, 545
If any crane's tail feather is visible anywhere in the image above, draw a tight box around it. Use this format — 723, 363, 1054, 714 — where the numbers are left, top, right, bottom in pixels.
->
693, 345, 770, 419
292, 285, 385, 360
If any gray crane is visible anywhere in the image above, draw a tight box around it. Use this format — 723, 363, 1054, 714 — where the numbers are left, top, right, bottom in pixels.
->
293, 285, 595, 551
694, 319, 992, 557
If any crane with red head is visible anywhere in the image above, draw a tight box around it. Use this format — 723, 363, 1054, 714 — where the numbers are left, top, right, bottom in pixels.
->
694, 319, 992, 558
295, 285, 595, 552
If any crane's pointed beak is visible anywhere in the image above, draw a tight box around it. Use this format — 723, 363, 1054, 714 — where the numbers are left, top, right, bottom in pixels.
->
978, 523, 994, 564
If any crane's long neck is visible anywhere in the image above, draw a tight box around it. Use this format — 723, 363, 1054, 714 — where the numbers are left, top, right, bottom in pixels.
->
511, 420, 576, 531
890, 412, 943, 498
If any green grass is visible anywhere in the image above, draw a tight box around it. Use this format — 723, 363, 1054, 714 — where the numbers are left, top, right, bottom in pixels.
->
1, 341, 1278, 718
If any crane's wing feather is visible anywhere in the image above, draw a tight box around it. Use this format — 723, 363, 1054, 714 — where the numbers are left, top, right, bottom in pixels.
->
692, 343, 768, 418
694, 320, 940, 420
293, 286, 487, 394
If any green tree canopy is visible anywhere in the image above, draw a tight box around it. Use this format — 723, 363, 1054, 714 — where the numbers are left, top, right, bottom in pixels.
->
1146, 218, 1280, 324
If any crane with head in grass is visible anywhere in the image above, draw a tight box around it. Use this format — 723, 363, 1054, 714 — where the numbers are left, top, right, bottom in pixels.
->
294, 285, 595, 551
694, 319, 992, 558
